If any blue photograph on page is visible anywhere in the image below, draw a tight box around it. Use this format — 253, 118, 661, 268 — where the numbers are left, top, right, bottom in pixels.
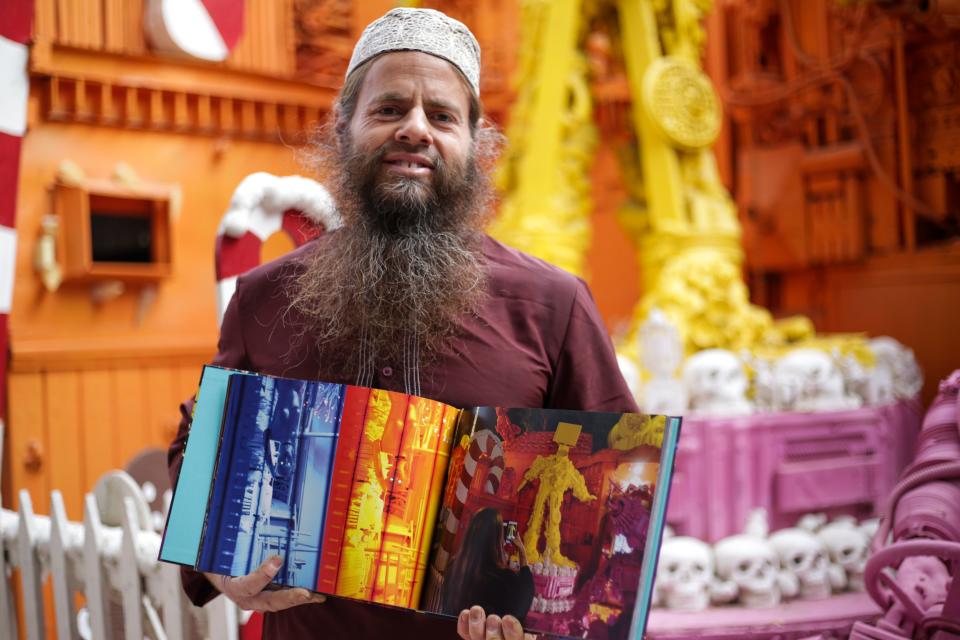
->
198, 374, 346, 588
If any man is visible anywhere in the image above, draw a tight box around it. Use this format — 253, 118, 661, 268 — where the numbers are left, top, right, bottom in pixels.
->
168, 8, 638, 640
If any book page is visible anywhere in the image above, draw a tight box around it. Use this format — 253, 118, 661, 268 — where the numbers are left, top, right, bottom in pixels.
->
421, 407, 673, 640
187, 373, 460, 605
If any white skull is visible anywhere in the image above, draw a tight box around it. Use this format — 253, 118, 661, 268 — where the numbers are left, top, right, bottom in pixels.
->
869, 337, 923, 400
655, 537, 714, 610
837, 352, 893, 407
682, 349, 753, 416
769, 528, 832, 599
745, 354, 776, 412
714, 534, 781, 608
817, 522, 868, 591
773, 349, 861, 412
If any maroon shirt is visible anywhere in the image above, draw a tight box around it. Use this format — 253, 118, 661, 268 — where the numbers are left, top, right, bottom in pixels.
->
168, 234, 638, 639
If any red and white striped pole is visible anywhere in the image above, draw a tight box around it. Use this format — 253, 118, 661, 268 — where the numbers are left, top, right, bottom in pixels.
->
0, 1, 33, 422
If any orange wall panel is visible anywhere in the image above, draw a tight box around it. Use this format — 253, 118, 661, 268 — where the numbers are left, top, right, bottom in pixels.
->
816, 254, 960, 404
44, 371, 85, 520
5, 362, 206, 518
144, 366, 180, 447
113, 368, 149, 472
7, 374, 48, 513
79, 369, 117, 493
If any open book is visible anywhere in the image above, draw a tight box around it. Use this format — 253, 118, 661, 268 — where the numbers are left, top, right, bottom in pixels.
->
160, 365, 681, 640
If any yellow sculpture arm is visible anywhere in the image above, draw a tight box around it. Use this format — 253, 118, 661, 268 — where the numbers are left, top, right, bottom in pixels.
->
571, 466, 595, 502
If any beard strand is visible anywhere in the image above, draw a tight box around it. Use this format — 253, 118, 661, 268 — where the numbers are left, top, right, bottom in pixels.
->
285, 131, 493, 378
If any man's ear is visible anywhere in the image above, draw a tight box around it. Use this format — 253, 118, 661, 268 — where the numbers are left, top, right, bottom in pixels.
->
333, 103, 348, 136
331, 106, 351, 155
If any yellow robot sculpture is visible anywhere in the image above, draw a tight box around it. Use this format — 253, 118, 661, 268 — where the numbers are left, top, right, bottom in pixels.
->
493, 0, 825, 364
519, 422, 596, 567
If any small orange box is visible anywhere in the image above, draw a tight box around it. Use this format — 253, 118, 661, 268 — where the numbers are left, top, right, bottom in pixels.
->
52, 178, 175, 283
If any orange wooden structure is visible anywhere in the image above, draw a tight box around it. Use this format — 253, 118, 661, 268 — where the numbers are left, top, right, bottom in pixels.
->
701, 0, 960, 402
6, 0, 340, 521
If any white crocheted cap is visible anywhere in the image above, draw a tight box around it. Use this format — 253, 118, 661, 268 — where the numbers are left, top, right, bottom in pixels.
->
346, 8, 481, 95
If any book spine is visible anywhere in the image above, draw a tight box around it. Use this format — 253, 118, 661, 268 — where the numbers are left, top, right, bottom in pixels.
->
315, 386, 368, 594
409, 403, 460, 609
630, 416, 682, 640
158, 365, 210, 561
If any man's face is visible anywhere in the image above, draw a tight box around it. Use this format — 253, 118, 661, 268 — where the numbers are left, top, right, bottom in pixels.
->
346, 51, 474, 208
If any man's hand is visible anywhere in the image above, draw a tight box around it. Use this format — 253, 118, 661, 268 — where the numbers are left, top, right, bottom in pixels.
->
457, 606, 535, 640
204, 556, 326, 612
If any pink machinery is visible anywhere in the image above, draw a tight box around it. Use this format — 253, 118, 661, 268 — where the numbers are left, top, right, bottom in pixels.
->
851, 370, 960, 639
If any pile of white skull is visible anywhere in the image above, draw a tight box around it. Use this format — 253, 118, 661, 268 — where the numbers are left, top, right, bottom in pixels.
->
653, 511, 877, 610
673, 338, 921, 416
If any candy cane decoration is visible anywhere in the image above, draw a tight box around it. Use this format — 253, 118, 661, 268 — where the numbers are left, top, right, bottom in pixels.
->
435, 429, 505, 570
215, 172, 340, 324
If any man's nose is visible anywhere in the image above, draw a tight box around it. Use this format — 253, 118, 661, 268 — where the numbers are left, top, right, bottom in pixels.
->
394, 108, 432, 147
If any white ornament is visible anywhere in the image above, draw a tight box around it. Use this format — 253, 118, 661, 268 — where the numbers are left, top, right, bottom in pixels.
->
616, 354, 641, 401
769, 528, 834, 599
839, 350, 894, 406
638, 309, 688, 415
655, 536, 714, 611
869, 337, 923, 400
682, 349, 753, 416
773, 349, 861, 412
713, 534, 781, 608
744, 352, 777, 412
817, 521, 869, 591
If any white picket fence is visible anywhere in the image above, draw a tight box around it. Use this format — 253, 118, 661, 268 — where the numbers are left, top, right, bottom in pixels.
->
0, 473, 240, 640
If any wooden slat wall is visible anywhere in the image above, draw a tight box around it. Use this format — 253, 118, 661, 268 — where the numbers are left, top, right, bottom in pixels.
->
45, 372, 84, 520
80, 370, 117, 495
7, 375, 47, 509
225, 0, 296, 76
6, 363, 204, 520
36, 0, 295, 77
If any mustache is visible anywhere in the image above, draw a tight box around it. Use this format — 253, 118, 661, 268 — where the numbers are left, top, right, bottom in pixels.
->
372, 142, 440, 166
340, 139, 465, 235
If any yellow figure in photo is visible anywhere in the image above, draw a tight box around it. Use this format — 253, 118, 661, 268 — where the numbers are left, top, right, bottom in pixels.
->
520, 423, 595, 567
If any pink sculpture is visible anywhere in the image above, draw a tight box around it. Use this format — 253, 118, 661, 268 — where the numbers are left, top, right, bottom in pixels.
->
850, 370, 960, 640
647, 376, 956, 639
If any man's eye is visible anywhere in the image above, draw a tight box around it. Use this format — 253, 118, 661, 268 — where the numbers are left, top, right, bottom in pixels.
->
377, 106, 401, 116
432, 113, 454, 123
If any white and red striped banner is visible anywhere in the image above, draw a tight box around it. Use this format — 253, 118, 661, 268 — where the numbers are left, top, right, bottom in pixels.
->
0, 0, 33, 417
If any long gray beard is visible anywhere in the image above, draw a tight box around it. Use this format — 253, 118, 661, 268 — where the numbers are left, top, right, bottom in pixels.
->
285, 140, 490, 392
